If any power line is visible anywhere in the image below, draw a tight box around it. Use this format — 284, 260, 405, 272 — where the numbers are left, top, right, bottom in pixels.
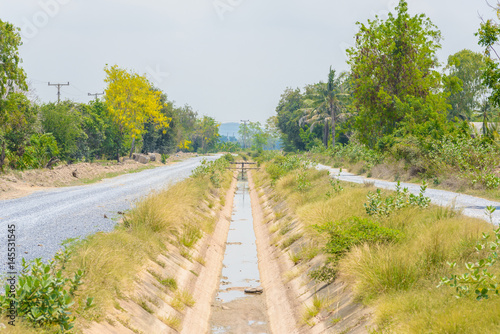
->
88, 92, 104, 101
48, 82, 69, 103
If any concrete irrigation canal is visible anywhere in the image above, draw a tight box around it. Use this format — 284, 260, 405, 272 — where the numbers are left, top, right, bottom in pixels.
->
210, 172, 270, 334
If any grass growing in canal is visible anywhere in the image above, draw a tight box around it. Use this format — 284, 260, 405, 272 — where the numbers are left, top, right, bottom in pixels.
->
160, 315, 182, 331
253, 153, 500, 333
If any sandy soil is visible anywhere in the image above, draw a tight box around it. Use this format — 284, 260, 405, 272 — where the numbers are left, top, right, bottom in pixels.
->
0, 152, 197, 200
210, 295, 269, 334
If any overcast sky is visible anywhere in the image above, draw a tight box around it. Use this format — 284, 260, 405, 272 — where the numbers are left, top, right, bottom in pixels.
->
0, 0, 494, 123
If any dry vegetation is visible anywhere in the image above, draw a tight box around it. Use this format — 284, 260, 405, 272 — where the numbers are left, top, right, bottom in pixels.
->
253, 154, 500, 333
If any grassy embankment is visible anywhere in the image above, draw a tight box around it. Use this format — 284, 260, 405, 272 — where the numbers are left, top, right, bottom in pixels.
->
253, 153, 500, 333
0, 155, 234, 334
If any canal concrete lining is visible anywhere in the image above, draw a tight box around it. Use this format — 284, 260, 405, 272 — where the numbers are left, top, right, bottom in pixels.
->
248, 171, 301, 334
181, 174, 239, 334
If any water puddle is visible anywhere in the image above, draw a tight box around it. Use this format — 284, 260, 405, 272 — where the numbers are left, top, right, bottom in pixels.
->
210, 173, 270, 334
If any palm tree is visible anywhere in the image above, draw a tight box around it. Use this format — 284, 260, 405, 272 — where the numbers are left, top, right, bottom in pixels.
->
300, 67, 348, 147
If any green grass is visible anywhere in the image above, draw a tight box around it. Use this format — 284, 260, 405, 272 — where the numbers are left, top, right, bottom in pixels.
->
147, 270, 178, 292
170, 290, 196, 312
281, 233, 303, 249
301, 295, 329, 326
79, 165, 156, 185
139, 299, 155, 314
160, 315, 182, 331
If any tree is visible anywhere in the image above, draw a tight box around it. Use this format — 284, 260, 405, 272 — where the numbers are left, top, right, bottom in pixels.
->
0, 20, 27, 98
239, 121, 270, 151
275, 87, 306, 151
192, 116, 220, 153
476, 5, 500, 122
2, 93, 38, 169
40, 101, 85, 161
142, 92, 179, 154
347, 0, 447, 147
0, 20, 28, 170
445, 49, 488, 121
301, 68, 348, 147
238, 122, 250, 149
265, 116, 281, 150
300, 83, 331, 147
104, 65, 170, 159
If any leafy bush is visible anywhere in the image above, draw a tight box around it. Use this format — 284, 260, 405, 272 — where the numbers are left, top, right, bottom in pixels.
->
311, 217, 401, 282
265, 155, 311, 185
364, 181, 431, 216
191, 156, 231, 188
0, 248, 93, 332
318, 217, 401, 258
439, 224, 500, 301
327, 143, 382, 169
428, 135, 500, 189
6, 133, 59, 170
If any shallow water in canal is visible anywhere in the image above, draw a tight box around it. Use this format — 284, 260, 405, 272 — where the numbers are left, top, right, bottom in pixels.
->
209, 174, 269, 334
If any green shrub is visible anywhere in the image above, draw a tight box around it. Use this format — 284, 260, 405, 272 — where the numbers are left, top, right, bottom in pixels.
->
439, 224, 500, 301
0, 249, 93, 332
7, 133, 60, 170
191, 156, 231, 188
318, 217, 401, 258
311, 217, 401, 282
364, 181, 430, 216
428, 135, 500, 189
265, 155, 311, 185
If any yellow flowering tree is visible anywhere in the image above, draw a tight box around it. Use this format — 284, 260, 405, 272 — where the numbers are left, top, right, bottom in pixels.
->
104, 65, 170, 159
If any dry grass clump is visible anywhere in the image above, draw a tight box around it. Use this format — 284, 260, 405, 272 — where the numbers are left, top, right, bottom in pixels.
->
160, 315, 182, 331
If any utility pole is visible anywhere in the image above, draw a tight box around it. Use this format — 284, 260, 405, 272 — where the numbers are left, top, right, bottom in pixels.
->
88, 92, 104, 101
48, 82, 69, 103
240, 120, 249, 149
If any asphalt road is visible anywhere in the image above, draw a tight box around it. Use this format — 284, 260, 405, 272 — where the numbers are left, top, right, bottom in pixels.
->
317, 164, 500, 226
0, 155, 219, 274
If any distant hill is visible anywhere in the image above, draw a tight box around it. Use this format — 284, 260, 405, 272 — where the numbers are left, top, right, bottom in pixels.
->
219, 122, 241, 139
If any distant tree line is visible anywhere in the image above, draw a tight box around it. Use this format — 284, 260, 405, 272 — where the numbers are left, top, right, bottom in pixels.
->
0, 21, 221, 171
272, 0, 500, 189
273, 0, 500, 153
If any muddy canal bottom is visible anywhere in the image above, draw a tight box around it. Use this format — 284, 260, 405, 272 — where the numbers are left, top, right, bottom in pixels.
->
210, 176, 270, 334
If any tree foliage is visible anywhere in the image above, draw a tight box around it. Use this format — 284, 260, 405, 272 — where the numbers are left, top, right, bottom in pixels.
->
104, 65, 170, 157
301, 69, 348, 147
0, 20, 29, 170
40, 101, 85, 161
0, 19, 27, 98
347, 0, 447, 147
445, 49, 488, 121
275, 87, 306, 151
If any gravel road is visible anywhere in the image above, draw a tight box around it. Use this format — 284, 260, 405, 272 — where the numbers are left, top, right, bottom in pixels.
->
317, 164, 500, 225
0, 155, 219, 274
